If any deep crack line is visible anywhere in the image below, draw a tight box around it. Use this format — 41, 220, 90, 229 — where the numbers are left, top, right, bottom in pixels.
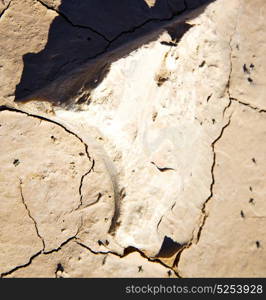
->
43, 236, 77, 255
1, 235, 79, 277
19, 178, 46, 250
0, 251, 42, 278
196, 116, 232, 243
230, 97, 266, 114
76, 159, 95, 210
0, 0, 11, 19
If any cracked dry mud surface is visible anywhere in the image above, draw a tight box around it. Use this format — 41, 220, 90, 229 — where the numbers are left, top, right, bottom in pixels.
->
0, 0, 266, 277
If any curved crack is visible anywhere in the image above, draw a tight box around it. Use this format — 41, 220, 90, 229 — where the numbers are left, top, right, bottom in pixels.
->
0, 105, 92, 161
151, 161, 175, 172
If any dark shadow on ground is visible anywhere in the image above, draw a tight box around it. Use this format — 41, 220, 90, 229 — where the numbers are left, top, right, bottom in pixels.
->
15, 0, 214, 106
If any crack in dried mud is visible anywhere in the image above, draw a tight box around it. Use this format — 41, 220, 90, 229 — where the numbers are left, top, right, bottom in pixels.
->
19, 178, 46, 250
0, 105, 95, 213
1, 231, 80, 277
230, 97, 266, 114
0, 0, 11, 20
195, 116, 232, 243
76, 159, 95, 210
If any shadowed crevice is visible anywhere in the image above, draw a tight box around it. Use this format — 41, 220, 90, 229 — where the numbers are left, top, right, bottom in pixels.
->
14, 0, 214, 106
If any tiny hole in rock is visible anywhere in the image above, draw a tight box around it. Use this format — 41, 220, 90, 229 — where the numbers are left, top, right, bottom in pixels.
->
56, 263, 64, 273
13, 159, 20, 167
138, 266, 143, 272
249, 198, 255, 205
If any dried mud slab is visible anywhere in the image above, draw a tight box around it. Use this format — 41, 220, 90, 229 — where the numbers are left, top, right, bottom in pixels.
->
0, 108, 115, 276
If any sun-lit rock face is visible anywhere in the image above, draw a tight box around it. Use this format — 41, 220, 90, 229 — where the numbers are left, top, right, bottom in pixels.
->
0, 0, 265, 277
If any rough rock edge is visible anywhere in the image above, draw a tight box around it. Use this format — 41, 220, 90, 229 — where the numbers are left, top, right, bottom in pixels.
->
172, 0, 242, 274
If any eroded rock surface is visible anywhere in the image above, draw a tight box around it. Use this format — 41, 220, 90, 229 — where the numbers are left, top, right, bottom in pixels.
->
0, 0, 265, 277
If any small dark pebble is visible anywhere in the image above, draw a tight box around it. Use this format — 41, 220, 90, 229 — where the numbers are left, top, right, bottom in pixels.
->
249, 198, 255, 204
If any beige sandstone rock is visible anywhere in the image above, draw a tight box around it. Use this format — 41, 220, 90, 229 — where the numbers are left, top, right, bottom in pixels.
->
0, 0, 265, 278
178, 102, 266, 277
